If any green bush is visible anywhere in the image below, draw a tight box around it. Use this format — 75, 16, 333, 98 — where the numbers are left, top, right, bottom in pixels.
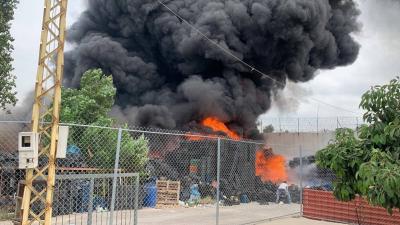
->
316, 77, 400, 213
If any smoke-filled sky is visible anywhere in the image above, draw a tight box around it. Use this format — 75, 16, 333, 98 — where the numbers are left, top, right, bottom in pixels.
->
10, 0, 400, 126
63, 0, 364, 135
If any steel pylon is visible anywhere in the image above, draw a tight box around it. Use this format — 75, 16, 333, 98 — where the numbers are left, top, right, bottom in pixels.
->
20, 1, 68, 225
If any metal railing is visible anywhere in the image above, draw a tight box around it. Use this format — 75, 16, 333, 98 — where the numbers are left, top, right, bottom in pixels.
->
52, 173, 139, 225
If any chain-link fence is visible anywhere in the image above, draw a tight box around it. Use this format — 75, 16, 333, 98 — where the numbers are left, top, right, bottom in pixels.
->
258, 117, 363, 133
0, 120, 342, 225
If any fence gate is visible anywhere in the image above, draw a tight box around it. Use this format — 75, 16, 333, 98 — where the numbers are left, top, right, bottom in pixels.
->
51, 173, 139, 225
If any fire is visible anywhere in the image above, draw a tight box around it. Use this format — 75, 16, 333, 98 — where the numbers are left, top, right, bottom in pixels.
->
255, 149, 288, 183
201, 117, 240, 140
185, 132, 208, 141
184, 117, 239, 141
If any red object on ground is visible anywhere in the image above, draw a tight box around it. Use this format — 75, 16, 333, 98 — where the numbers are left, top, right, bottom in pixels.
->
303, 189, 400, 225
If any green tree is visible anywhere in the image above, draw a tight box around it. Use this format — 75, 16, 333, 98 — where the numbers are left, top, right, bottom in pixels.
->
316, 77, 400, 213
61, 69, 116, 125
82, 120, 148, 174
61, 69, 148, 174
0, 0, 18, 110
263, 124, 274, 133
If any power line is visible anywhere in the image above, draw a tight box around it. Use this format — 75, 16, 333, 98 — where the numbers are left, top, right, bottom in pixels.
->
157, 0, 360, 115
309, 97, 358, 114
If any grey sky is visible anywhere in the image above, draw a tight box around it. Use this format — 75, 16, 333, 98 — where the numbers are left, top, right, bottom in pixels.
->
266, 0, 400, 118
10, 0, 400, 118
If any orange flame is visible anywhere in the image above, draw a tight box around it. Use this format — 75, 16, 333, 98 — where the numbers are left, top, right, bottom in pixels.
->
184, 117, 239, 141
185, 132, 209, 141
255, 150, 288, 183
201, 117, 240, 140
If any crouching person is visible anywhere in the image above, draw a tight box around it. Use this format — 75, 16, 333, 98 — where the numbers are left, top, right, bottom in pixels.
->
275, 181, 291, 204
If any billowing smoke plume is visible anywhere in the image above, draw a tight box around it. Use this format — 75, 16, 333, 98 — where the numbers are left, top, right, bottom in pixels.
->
273, 81, 312, 114
64, 0, 360, 136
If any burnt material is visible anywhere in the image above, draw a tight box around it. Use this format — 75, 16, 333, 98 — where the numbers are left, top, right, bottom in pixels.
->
147, 139, 260, 198
289, 155, 315, 168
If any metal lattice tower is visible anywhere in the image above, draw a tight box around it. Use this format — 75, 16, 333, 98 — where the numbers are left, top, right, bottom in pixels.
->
20, 1, 68, 225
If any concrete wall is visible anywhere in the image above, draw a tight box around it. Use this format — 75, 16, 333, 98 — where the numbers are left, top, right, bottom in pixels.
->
263, 132, 336, 185
264, 132, 335, 159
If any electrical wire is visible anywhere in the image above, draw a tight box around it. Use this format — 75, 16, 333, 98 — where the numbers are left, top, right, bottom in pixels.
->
157, 0, 361, 115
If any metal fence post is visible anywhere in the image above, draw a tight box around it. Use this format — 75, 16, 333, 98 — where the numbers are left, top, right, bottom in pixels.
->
216, 138, 221, 225
356, 117, 359, 135
297, 118, 300, 135
134, 174, 139, 225
87, 178, 95, 225
299, 145, 303, 217
279, 117, 282, 133
109, 128, 123, 225
337, 117, 339, 129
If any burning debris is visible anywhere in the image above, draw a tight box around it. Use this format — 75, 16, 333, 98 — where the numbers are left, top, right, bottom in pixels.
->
255, 147, 288, 183
185, 117, 241, 140
146, 119, 291, 204
289, 155, 316, 168
201, 117, 240, 140
64, 0, 361, 136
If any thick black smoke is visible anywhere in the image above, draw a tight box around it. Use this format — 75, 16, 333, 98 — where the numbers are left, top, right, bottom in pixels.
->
64, 0, 360, 137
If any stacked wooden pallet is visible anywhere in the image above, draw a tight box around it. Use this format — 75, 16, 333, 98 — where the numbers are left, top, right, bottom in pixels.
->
156, 180, 180, 208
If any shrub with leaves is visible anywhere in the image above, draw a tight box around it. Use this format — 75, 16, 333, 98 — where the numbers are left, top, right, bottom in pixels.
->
61, 69, 149, 175
81, 124, 149, 175
61, 69, 116, 125
0, 0, 18, 110
316, 77, 400, 213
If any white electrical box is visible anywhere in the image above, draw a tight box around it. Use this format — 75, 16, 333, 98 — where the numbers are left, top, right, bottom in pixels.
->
56, 126, 69, 159
17, 126, 69, 168
18, 132, 39, 169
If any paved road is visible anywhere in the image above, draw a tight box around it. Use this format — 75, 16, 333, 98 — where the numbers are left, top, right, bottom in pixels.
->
1, 203, 344, 225
139, 203, 300, 225
0, 216, 343, 225
259, 217, 344, 225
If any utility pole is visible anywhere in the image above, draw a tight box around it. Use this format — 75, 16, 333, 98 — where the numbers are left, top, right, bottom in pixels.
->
20, 1, 68, 225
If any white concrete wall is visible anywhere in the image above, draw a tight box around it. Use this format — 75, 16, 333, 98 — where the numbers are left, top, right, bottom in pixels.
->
264, 132, 335, 159
263, 132, 336, 185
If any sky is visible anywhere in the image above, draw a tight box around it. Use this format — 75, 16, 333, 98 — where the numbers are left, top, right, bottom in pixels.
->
10, 0, 400, 119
